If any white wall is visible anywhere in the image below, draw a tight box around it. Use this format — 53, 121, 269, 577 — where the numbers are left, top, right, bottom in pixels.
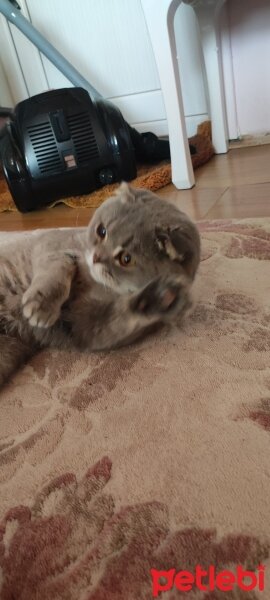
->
0, 0, 208, 137
0, 57, 14, 107
224, 0, 270, 137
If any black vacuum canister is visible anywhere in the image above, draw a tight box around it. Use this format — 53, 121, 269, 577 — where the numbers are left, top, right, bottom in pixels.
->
1, 87, 137, 212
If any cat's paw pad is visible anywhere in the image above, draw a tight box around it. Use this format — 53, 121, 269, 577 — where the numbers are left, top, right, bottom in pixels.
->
131, 276, 188, 317
22, 288, 60, 328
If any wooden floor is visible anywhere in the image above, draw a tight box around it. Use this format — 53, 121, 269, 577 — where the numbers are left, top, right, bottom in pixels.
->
1, 144, 270, 232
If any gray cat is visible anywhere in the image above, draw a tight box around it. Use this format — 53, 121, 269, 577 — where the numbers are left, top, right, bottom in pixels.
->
0, 184, 200, 388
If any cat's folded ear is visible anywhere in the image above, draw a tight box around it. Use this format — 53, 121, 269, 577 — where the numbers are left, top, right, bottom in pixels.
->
155, 226, 199, 279
116, 182, 137, 203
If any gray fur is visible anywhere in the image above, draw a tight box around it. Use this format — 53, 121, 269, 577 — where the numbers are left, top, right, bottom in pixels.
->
0, 184, 200, 387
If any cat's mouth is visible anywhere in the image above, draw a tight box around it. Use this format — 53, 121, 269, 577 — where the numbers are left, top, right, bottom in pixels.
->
91, 263, 114, 287
85, 250, 114, 288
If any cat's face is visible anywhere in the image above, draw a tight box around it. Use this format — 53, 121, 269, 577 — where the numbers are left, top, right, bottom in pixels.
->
86, 183, 200, 293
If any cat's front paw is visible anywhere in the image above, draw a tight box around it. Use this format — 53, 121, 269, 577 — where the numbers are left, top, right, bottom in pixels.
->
22, 287, 61, 328
131, 275, 191, 319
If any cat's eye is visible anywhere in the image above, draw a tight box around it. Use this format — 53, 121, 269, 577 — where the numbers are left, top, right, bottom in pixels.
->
119, 251, 134, 267
96, 223, 106, 239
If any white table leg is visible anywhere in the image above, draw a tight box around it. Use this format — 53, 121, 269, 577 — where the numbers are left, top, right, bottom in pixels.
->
141, 0, 195, 189
191, 0, 228, 153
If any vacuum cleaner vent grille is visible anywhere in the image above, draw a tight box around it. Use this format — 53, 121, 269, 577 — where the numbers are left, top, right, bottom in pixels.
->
66, 112, 99, 164
2, 87, 137, 212
27, 120, 61, 174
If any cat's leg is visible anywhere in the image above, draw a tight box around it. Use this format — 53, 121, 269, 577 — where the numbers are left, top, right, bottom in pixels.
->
22, 251, 77, 328
69, 273, 192, 351
0, 335, 33, 388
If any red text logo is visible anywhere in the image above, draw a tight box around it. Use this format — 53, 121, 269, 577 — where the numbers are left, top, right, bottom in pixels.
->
151, 565, 265, 596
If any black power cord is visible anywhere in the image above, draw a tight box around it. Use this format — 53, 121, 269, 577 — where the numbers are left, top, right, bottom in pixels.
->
127, 125, 196, 162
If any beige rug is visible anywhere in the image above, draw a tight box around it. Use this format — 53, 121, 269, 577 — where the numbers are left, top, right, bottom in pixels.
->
0, 218, 270, 599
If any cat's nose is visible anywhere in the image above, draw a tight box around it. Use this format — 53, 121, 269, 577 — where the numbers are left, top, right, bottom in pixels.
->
93, 252, 102, 264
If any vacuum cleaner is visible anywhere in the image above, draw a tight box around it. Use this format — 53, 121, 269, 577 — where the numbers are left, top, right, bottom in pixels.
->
0, 0, 195, 212
1, 87, 138, 212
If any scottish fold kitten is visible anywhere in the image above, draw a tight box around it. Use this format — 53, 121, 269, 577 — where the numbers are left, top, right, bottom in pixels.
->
0, 184, 200, 387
